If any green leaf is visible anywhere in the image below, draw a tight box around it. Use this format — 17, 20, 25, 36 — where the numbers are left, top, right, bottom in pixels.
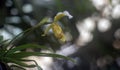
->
7, 52, 75, 63
9, 59, 42, 70
17, 59, 42, 70
6, 44, 51, 55
0, 49, 6, 57
0, 39, 10, 50
0, 35, 3, 42
4, 26, 34, 51
10, 64, 26, 70
2, 57, 36, 68
0, 39, 9, 44
41, 53, 75, 63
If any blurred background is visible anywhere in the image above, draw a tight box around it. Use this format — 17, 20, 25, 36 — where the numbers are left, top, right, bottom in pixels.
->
1, 0, 120, 70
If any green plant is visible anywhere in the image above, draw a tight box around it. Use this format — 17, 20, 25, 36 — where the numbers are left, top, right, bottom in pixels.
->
0, 11, 74, 70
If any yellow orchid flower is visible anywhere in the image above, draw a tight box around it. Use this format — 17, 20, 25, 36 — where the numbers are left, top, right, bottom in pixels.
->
42, 22, 66, 42
52, 23, 66, 42
42, 11, 73, 43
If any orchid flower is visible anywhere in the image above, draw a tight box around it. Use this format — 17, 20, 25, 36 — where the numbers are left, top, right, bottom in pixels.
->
43, 11, 73, 43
